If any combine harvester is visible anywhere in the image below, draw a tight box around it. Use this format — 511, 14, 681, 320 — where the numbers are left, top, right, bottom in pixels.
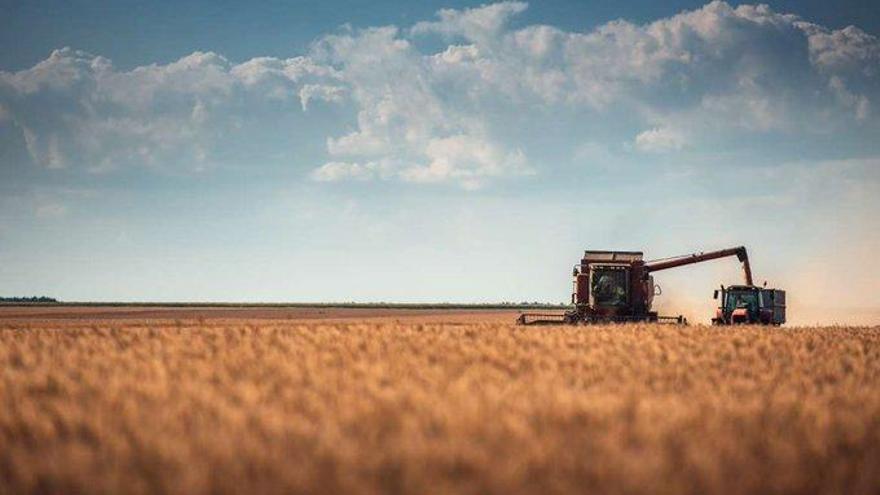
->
518, 246, 785, 325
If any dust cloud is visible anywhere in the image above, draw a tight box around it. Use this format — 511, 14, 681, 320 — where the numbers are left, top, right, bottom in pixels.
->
652, 235, 880, 327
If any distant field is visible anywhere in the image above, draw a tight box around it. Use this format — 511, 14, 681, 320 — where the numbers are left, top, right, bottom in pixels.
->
1, 309, 878, 494
0, 305, 524, 323
0, 302, 566, 310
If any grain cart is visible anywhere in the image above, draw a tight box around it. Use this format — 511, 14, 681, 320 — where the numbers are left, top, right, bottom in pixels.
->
517, 246, 782, 325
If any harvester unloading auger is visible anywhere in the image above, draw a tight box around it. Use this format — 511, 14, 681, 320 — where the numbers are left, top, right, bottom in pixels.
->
517, 246, 785, 325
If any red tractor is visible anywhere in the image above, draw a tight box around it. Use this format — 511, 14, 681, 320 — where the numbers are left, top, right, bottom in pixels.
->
712, 285, 786, 325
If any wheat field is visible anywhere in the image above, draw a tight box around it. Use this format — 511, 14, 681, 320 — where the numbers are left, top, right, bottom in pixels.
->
2, 312, 879, 494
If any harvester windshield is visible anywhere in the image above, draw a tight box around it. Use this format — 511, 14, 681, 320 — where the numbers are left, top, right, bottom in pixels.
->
591, 267, 628, 306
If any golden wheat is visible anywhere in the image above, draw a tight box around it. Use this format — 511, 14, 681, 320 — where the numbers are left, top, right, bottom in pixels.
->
2, 319, 879, 495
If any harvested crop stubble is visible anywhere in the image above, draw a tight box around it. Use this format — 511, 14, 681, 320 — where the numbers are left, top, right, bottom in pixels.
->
2, 321, 880, 495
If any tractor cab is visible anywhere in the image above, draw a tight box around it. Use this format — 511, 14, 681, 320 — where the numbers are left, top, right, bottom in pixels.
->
712, 285, 785, 325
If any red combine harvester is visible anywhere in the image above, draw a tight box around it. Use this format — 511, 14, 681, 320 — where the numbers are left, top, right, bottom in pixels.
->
517, 246, 785, 325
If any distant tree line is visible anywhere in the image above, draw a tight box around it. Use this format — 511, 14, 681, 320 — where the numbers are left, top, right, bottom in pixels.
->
0, 296, 59, 303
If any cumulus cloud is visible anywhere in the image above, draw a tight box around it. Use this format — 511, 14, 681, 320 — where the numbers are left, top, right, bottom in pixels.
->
313, 136, 530, 190
802, 24, 880, 74
310, 24, 534, 188
411, 1, 528, 40
402, 135, 531, 189
1, 2, 878, 187
310, 160, 391, 182
829, 75, 871, 120
307, 1, 878, 187
635, 127, 686, 152
0, 48, 342, 171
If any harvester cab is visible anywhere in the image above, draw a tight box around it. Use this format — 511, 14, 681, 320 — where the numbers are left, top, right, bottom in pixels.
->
712, 285, 786, 325
569, 250, 668, 323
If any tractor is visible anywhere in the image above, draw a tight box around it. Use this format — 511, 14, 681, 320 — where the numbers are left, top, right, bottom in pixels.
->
712, 285, 786, 325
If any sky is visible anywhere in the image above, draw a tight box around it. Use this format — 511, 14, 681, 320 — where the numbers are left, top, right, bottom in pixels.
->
1, 1, 878, 323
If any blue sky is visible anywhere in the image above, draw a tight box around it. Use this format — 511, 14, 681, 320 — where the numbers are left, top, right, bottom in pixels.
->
1, 1, 878, 322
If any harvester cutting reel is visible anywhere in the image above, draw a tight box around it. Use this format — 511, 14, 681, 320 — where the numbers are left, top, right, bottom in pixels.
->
516, 312, 687, 326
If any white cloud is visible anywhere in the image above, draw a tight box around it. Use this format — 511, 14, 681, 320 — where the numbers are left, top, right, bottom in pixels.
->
298, 84, 345, 110
401, 135, 531, 189
0, 47, 342, 171
635, 127, 686, 152
802, 24, 880, 74
411, 1, 528, 40
313, 135, 531, 190
829, 75, 871, 120
309, 1, 878, 187
312, 24, 532, 189
310, 161, 389, 181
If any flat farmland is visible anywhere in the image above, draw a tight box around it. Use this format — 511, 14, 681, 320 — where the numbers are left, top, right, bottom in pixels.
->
0, 305, 520, 323
2, 307, 879, 495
